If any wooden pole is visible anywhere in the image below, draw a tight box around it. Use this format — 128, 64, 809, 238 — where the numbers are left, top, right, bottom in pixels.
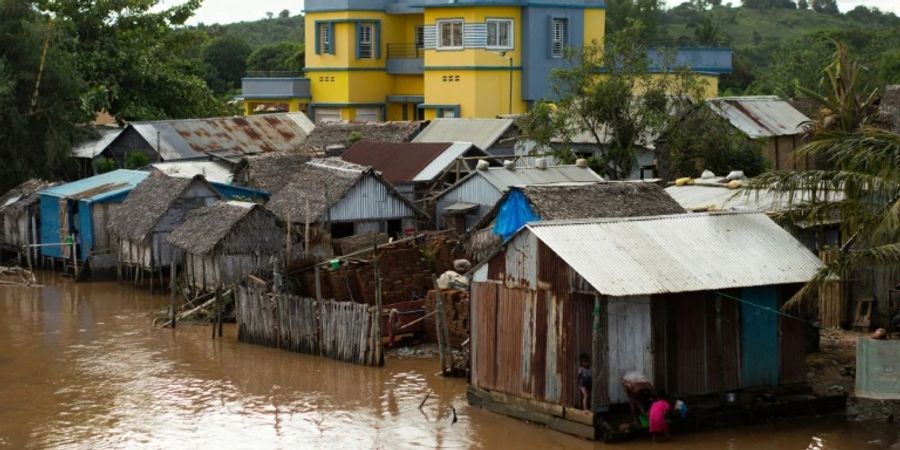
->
314, 265, 323, 302
212, 288, 219, 340
304, 199, 311, 256
431, 276, 452, 375
170, 261, 177, 329
591, 294, 602, 412
218, 289, 224, 338
71, 238, 79, 280
716, 295, 726, 403
286, 212, 293, 265
24, 245, 33, 279
373, 239, 383, 367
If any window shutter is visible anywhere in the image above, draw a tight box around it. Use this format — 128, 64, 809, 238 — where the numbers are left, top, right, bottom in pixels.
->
375, 21, 382, 59
422, 25, 437, 49
355, 22, 362, 59
315, 23, 321, 55
463, 23, 487, 49
327, 23, 335, 55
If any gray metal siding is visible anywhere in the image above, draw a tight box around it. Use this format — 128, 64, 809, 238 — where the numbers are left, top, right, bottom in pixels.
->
328, 174, 416, 222
435, 175, 502, 229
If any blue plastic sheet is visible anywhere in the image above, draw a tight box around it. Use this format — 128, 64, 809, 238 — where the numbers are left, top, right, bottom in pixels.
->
492, 189, 540, 239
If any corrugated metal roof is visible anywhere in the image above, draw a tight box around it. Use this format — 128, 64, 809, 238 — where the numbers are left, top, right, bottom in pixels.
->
707, 96, 811, 138
476, 165, 604, 192
72, 127, 124, 159
415, 142, 481, 182
150, 161, 234, 184
665, 182, 843, 214
340, 141, 454, 183
528, 212, 822, 297
41, 170, 148, 202
412, 118, 515, 151
129, 112, 315, 161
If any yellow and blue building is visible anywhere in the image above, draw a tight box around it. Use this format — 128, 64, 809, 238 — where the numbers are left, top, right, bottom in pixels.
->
242, 0, 732, 121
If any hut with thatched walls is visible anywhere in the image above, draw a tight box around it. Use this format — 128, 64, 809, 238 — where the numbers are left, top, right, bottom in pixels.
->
465, 181, 686, 261
167, 202, 285, 291
0, 179, 56, 261
265, 158, 426, 258
109, 173, 223, 287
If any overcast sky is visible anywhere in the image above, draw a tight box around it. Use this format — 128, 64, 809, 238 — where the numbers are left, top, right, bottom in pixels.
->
162, 0, 898, 25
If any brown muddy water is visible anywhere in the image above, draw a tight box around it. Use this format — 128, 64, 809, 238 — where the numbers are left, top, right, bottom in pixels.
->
0, 272, 897, 450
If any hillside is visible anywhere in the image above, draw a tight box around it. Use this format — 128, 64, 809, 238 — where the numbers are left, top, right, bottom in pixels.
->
197, 15, 304, 48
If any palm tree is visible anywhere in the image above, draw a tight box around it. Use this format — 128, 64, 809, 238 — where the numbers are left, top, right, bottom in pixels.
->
746, 43, 900, 310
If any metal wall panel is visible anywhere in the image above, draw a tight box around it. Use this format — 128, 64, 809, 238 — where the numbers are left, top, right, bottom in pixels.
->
607, 296, 652, 404
780, 316, 807, 384
328, 174, 417, 222
740, 286, 780, 387
496, 288, 525, 396
472, 282, 498, 390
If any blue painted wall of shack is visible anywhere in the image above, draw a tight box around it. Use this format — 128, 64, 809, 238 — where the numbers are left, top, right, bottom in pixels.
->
740, 286, 781, 387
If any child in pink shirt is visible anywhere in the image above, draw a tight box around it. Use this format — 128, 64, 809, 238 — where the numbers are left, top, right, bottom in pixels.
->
648, 397, 671, 442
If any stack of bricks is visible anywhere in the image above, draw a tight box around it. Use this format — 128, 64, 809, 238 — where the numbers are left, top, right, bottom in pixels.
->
423, 289, 469, 347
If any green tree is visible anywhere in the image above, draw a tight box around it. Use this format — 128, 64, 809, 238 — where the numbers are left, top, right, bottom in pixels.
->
246, 42, 305, 73
519, 23, 706, 180
202, 34, 252, 94
605, 0, 665, 41
746, 44, 899, 309
278, 9, 290, 19
811, 0, 838, 14
664, 106, 768, 178
0, 0, 87, 192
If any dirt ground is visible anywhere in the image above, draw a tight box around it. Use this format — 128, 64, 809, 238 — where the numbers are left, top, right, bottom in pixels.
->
805, 329, 867, 396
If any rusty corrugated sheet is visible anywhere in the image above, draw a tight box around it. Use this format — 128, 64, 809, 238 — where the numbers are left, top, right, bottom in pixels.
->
531, 290, 548, 401
707, 96, 810, 138
705, 295, 740, 392
569, 293, 595, 407
487, 248, 505, 281
780, 316, 807, 384
670, 293, 740, 396
674, 293, 708, 395
497, 288, 525, 396
472, 282, 498, 390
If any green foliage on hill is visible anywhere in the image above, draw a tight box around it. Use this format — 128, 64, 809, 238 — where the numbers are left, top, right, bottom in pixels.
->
194, 15, 305, 49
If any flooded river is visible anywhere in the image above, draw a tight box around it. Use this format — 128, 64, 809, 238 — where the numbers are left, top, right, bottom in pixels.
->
1, 273, 897, 449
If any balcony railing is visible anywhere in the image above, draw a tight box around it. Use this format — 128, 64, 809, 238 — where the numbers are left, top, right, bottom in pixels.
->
387, 44, 424, 59
241, 76, 310, 100
386, 44, 424, 75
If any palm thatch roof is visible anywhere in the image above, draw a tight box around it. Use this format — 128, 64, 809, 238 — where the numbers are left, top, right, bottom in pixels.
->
265, 158, 426, 224
0, 179, 56, 215
231, 152, 314, 193
109, 173, 220, 242
471, 182, 685, 231
167, 202, 281, 255
298, 121, 425, 155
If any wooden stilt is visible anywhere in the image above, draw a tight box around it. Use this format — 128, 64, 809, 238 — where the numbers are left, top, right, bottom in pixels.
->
170, 262, 177, 329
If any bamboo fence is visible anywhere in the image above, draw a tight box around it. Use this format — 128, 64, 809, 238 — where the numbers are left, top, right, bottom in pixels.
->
236, 286, 381, 366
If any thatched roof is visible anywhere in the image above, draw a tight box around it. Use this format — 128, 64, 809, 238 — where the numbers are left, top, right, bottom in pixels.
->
0, 179, 56, 215
471, 182, 685, 231
266, 158, 426, 224
167, 202, 274, 255
109, 173, 219, 242
298, 121, 425, 155
231, 152, 314, 193
265, 158, 371, 223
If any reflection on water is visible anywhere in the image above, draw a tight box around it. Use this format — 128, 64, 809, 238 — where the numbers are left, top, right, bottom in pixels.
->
0, 273, 897, 449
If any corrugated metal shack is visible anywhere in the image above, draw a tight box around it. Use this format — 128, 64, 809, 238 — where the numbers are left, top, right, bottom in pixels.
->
39, 170, 149, 273
88, 112, 315, 165
340, 141, 490, 202
0, 179, 56, 260
265, 158, 426, 258
108, 173, 223, 287
467, 212, 822, 440
434, 164, 604, 232
707, 96, 812, 170
167, 202, 285, 291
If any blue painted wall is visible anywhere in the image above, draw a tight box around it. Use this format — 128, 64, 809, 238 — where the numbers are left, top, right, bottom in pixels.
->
521, 6, 585, 102
740, 286, 781, 387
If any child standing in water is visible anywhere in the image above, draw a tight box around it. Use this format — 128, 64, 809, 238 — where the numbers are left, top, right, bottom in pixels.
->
648, 396, 671, 442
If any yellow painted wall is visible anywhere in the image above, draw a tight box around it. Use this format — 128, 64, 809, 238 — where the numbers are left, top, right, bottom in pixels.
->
583, 9, 605, 47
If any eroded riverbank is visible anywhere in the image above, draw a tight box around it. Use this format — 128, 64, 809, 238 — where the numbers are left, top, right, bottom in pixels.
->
0, 272, 897, 449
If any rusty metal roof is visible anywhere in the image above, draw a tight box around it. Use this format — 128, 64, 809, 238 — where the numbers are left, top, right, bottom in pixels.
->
341, 141, 483, 183
129, 112, 315, 161
707, 96, 811, 138
527, 212, 822, 297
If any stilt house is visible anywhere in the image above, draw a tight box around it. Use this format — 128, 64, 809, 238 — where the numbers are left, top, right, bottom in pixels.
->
0, 179, 56, 257
265, 158, 425, 257
108, 173, 223, 282
467, 212, 822, 439
167, 202, 285, 291
39, 170, 149, 269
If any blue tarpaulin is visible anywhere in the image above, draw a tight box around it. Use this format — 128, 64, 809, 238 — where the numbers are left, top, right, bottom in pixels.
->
492, 189, 540, 240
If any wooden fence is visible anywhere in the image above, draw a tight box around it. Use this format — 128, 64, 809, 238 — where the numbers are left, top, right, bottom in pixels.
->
236, 286, 382, 366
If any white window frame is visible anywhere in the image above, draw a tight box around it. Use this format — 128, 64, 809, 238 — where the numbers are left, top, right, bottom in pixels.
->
319, 23, 331, 54
486, 18, 514, 50
437, 19, 464, 50
358, 22, 375, 59
551, 19, 566, 58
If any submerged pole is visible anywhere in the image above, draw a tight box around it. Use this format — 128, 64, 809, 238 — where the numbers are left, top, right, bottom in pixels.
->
170, 262, 177, 329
